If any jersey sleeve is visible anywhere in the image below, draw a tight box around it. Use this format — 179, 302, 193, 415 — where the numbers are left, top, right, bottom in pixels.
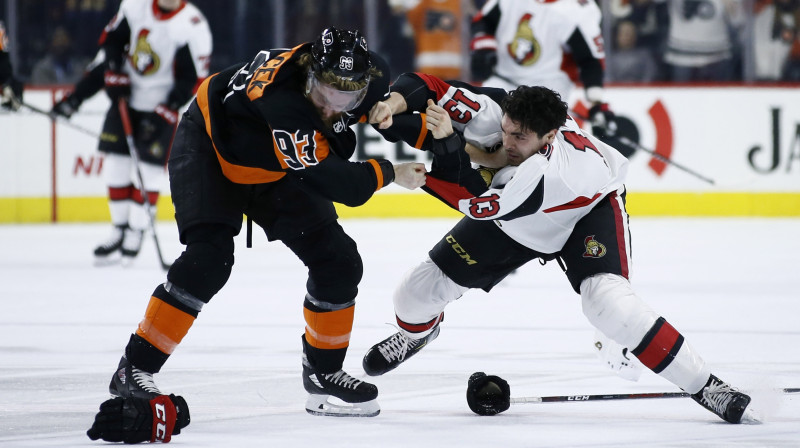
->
166, 13, 212, 110
456, 156, 547, 221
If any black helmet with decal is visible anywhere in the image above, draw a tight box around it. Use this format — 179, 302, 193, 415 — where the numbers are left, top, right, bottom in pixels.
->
311, 27, 372, 83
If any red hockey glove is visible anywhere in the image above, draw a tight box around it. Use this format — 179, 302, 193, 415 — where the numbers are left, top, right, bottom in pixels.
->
466, 371, 510, 416
87, 394, 190, 444
154, 104, 179, 126
104, 70, 131, 102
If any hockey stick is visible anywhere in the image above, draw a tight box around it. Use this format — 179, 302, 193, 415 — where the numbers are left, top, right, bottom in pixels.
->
569, 109, 716, 185
118, 98, 172, 271
511, 388, 800, 405
21, 101, 101, 139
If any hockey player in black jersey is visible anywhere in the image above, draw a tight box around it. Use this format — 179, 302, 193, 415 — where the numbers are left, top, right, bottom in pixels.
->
86, 27, 427, 443
0, 21, 23, 111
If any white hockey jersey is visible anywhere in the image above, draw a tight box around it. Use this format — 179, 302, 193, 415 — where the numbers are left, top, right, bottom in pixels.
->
476, 0, 604, 101
456, 116, 628, 253
106, 0, 212, 111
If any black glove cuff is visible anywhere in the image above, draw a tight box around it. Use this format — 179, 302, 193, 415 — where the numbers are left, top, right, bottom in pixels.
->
466, 372, 511, 416
169, 394, 191, 432
431, 132, 465, 157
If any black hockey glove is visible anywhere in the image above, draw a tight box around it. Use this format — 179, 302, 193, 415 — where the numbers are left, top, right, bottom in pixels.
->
470, 49, 497, 82
466, 372, 510, 416
104, 70, 131, 102
588, 103, 618, 141
50, 94, 82, 119
87, 394, 190, 444
1, 78, 23, 111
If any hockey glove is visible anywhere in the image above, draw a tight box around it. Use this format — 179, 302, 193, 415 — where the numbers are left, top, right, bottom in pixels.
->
588, 103, 618, 140
104, 70, 131, 102
50, 94, 82, 119
1, 78, 23, 111
154, 104, 179, 126
87, 394, 190, 444
470, 49, 497, 82
466, 372, 510, 416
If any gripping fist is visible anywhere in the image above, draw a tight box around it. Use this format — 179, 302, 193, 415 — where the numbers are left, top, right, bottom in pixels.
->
1, 78, 23, 111
154, 104, 179, 126
50, 94, 82, 119
87, 394, 190, 444
588, 103, 618, 140
104, 70, 131, 102
470, 49, 497, 82
466, 372, 510, 416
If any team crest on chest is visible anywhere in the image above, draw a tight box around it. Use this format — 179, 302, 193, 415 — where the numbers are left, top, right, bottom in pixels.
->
582, 235, 606, 258
131, 29, 160, 75
507, 13, 541, 66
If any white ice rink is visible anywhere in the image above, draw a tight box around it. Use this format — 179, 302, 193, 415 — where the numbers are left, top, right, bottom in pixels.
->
1, 217, 799, 447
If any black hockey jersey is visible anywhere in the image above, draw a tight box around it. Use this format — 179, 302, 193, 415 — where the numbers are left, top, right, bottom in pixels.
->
194, 44, 395, 207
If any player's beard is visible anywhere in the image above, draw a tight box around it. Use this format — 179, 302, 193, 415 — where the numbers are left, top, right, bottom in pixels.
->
315, 107, 344, 130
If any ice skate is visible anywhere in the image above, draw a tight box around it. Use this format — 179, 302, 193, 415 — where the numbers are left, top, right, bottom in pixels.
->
362, 324, 440, 376
93, 224, 127, 265
120, 227, 144, 266
691, 374, 751, 423
109, 355, 162, 400
302, 353, 379, 417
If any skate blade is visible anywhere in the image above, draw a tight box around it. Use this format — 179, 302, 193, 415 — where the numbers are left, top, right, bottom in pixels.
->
305, 394, 380, 417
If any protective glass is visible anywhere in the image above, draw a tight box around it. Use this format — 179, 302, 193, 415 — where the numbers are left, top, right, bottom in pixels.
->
306, 71, 368, 112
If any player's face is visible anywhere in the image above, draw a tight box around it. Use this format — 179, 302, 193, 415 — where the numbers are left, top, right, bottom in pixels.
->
500, 115, 553, 166
307, 75, 368, 120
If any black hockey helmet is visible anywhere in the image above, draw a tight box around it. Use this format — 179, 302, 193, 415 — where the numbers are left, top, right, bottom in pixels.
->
311, 27, 372, 83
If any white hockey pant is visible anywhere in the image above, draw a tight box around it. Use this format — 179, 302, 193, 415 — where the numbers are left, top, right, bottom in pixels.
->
581, 273, 710, 394
393, 257, 467, 338
103, 153, 164, 231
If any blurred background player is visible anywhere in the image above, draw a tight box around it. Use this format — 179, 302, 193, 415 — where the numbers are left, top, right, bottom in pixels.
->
0, 20, 23, 111
470, 0, 619, 144
389, 0, 473, 80
86, 28, 427, 443
50, 0, 213, 265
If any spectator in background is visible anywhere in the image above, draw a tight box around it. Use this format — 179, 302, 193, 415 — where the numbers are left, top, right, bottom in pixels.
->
30, 26, 89, 84
663, 0, 745, 82
1, 20, 24, 110
389, 0, 471, 80
753, 0, 800, 81
606, 20, 659, 82
784, 34, 800, 79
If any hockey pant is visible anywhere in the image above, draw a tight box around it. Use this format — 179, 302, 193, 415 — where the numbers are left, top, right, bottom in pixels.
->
103, 152, 163, 231
394, 260, 711, 395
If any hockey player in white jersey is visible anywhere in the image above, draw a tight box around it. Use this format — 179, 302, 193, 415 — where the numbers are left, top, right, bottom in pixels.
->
363, 85, 753, 424
470, 0, 618, 146
50, 0, 212, 265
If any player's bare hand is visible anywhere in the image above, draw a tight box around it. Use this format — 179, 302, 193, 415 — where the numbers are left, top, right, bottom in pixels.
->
368, 101, 393, 129
393, 162, 427, 189
425, 99, 453, 140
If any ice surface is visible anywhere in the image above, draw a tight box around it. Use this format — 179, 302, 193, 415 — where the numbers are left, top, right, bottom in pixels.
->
1, 218, 798, 447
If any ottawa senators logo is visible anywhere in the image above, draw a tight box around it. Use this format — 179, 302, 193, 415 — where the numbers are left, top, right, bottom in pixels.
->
507, 13, 540, 67
583, 235, 606, 258
131, 29, 160, 76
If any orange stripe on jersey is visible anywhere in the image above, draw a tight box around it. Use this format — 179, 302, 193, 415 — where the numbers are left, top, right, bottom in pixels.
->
367, 159, 383, 191
196, 74, 287, 184
247, 44, 304, 101
414, 113, 429, 149
303, 306, 355, 350
135, 297, 196, 355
